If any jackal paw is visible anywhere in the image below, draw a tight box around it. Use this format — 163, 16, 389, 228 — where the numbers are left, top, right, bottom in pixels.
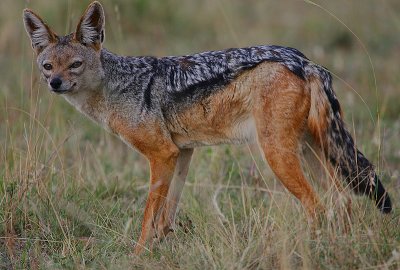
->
153, 222, 174, 242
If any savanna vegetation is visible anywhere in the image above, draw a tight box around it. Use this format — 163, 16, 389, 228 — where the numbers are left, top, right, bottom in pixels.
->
1, 0, 399, 269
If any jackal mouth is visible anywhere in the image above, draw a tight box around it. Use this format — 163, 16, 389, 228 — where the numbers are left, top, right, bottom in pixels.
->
52, 89, 71, 94
50, 83, 76, 94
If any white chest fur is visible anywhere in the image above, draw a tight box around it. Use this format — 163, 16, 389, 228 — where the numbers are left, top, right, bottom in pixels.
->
63, 89, 110, 130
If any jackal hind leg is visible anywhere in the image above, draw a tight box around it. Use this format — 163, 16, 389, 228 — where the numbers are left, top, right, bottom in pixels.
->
253, 68, 323, 218
155, 148, 193, 240
302, 141, 352, 228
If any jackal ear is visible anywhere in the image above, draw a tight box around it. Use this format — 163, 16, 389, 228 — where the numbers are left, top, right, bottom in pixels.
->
23, 9, 57, 54
75, 1, 105, 51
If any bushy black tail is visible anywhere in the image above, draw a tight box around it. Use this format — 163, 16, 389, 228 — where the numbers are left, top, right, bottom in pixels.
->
305, 64, 392, 213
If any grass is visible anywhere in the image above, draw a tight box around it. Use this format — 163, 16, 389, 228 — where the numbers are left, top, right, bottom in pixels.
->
1, 0, 400, 269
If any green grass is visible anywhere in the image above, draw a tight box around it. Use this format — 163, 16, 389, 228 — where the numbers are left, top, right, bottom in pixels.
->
1, 0, 400, 269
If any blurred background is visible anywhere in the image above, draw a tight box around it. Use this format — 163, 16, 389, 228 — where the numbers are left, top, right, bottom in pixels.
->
1, 0, 399, 160
0, 0, 399, 268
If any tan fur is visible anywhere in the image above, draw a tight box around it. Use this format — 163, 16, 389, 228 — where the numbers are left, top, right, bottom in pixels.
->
252, 66, 322, 215
108, 114, 182, 254
168, 62, 275, 148
307, 75, 330, 149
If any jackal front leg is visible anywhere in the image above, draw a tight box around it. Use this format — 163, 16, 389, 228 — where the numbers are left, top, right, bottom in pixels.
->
155, 148, 193, 239
134, 149, 179, 255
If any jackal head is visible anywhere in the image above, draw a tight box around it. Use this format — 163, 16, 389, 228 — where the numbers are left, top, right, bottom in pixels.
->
23, 1, 105, 94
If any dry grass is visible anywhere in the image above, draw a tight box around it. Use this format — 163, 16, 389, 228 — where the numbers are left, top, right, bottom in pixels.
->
1, 0, 399, 269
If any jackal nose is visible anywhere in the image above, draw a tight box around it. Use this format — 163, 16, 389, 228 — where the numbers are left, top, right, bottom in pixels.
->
50, 78, 62, 90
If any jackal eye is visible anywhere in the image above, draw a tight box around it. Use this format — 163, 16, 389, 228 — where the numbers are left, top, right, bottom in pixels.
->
43, 63, 52, 70
70, 61, 82, 69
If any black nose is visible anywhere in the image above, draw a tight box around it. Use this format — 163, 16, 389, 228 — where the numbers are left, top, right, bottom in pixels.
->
50, 78, 62, 90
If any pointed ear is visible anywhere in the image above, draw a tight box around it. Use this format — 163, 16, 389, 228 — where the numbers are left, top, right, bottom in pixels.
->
23, 9, 57, 54
75, 1, 105, 50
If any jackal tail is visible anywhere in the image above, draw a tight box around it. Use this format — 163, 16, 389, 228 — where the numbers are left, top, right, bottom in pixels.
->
305, 64, 392, 213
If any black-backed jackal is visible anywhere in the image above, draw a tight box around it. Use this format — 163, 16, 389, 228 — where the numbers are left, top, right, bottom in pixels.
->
23, 1, 392, 254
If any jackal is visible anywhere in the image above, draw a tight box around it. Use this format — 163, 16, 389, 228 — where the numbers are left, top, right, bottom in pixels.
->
23, 1, 392, 254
